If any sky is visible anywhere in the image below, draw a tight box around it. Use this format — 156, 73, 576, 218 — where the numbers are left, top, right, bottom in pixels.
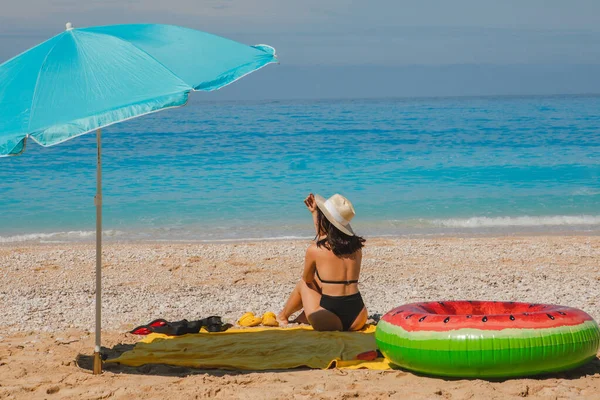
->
1, 0, 600, 99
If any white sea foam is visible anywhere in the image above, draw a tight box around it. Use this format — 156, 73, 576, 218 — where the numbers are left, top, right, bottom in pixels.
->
155, 235, 311, 243
429, 215, 600, 228
0, 229, 308, 243
572, 188, 600, 196
2, 215, 600, 243
0, 230, 125, 243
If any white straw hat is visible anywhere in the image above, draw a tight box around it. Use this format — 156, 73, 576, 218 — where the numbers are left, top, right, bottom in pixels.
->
314, 193, 356, 236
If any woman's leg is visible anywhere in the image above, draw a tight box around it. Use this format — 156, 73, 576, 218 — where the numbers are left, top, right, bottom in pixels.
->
277, 277, 324, 324
348, 307, 369, 331
295, 311, 314, 324
277, 280, 304, 325
297, 281, 342, 331
278, 280, 342, 330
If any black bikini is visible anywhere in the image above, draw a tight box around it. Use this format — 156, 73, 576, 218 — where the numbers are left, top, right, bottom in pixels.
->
316, 268, 364, 331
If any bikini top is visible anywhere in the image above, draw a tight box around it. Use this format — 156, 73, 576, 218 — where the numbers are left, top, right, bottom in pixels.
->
315, 268, 359, 285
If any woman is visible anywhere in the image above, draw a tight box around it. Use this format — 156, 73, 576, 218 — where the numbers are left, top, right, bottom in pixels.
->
277, 193, 368, 331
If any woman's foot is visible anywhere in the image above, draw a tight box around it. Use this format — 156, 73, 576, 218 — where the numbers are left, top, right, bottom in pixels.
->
276, 312, 290, 326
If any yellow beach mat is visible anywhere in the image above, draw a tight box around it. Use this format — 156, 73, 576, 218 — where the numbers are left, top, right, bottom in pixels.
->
108, 325, 394, 371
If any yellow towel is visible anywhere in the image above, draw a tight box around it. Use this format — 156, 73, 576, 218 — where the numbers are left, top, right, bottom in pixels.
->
108, 325, 394, 371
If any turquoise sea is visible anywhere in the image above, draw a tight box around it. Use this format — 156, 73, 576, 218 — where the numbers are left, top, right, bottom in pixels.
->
1, 95, 599, 242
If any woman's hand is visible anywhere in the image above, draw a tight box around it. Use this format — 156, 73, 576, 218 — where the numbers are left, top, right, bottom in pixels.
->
305, 193, 322, 236
304, 193, 318, 214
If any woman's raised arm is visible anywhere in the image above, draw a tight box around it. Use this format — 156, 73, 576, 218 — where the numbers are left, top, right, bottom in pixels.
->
304, 193, 320, 236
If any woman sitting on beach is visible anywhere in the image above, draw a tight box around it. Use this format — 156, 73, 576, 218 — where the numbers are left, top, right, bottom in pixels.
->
277, 193, 368, 331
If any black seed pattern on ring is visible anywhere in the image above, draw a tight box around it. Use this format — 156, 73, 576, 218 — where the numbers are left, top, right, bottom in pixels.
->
510, 315, 515, 321
418, 316, 427, 322
443, 317, 450, 323
482, 316, 488, 322
558, 311, 566, 316
466, 315, 472, 318
405, 314, 414, 319
547, 314, 555, 320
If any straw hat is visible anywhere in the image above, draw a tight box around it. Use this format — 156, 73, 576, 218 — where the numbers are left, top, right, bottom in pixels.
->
314, 193, 356, 236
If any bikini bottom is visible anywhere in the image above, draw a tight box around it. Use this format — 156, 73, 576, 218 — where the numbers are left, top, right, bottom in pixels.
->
320, 292, 364, 331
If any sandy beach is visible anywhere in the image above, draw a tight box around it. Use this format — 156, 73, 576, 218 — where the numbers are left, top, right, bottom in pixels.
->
1, 235, 600, 399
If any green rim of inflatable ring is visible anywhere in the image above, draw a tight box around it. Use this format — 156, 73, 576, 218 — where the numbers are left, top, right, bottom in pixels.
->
375, 301, 600, 378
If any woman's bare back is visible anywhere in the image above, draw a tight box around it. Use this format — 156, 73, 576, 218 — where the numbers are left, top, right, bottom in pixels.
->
313, 244, 362, 296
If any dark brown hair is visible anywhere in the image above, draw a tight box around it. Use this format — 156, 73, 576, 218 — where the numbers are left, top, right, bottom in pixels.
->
315, 208, 365, 256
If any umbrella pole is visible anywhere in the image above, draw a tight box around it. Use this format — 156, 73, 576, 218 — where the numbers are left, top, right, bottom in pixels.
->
93, 128, 103, 374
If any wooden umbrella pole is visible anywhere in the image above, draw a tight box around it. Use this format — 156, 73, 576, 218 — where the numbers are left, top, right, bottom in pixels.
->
93, 128, 103, 375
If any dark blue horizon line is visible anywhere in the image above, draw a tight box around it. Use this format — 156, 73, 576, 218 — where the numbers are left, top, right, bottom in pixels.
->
191, 92, 600, 105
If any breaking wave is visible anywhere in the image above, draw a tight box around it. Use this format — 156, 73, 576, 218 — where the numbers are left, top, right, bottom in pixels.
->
429, 215, 600, 228
2, 215, 600, 243
0, 230, 125, 243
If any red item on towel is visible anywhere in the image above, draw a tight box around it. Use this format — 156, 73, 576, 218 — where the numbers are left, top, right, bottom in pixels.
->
355, 350, 378, 361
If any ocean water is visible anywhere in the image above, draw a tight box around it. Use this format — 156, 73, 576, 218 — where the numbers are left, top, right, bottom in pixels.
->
1, 95, 599, 242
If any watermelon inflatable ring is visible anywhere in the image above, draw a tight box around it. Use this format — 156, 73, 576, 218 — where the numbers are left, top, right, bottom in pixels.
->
376, 301, 600, 378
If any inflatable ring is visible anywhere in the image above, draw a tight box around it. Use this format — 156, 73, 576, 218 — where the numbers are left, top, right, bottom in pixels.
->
375, 301, 600, 378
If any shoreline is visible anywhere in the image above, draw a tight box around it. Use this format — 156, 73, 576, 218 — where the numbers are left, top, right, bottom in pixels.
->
2, 229, 600, 246
2, 214, 600, 245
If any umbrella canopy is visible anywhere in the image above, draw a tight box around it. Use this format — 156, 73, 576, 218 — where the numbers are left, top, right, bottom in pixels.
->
0, 23, 277, 156
0, 23, 276, 374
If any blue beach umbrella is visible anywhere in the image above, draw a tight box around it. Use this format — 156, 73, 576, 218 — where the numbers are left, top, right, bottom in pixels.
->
0, 22, 277, 373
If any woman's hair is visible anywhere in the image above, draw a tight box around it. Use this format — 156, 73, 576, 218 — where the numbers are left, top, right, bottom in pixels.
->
315, 208, 365, 256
